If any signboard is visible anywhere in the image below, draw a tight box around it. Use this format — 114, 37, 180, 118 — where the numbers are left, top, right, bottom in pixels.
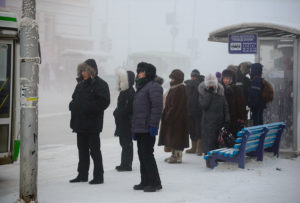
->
228, 34, 257, 54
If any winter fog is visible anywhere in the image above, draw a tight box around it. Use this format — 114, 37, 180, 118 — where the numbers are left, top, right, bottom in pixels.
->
1, 0, 300, 202
4, 0, 300, 101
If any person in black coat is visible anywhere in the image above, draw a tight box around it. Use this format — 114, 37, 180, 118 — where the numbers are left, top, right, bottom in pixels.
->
221, 69, 247, 136
132, 62, 163, 192
236, 62, 251, 104
113, 68, 135, 171
248, 63, 266, 126
184, 69, 204, 155
69, 59, 110, 184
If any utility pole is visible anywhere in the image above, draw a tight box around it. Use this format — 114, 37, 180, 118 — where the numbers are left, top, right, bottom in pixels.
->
19, 0, 39, 202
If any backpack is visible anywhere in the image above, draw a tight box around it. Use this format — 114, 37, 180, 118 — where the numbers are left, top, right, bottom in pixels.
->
261, 79, 274, 103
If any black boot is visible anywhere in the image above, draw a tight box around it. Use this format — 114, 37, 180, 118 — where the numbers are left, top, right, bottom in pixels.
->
89, 175, 104, 184
143, 185, 162, 192
69, 174, 88, 183
133, 183, 147, 190
115, 165, 132, 172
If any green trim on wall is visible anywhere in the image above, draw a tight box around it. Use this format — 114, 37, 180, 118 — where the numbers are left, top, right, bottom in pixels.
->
0, 16, 17, 22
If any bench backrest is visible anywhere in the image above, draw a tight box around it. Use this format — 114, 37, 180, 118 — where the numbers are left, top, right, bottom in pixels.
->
232, 122, 285, 156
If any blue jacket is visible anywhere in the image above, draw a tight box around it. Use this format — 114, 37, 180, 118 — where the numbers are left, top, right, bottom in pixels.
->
131, 80, 163, 133
248, 76, 266, 109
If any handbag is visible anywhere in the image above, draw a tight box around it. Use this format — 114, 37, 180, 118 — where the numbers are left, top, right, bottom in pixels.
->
217, 127, 236, 148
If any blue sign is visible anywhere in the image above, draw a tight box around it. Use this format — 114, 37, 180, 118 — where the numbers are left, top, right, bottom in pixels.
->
228, 34, 257, 54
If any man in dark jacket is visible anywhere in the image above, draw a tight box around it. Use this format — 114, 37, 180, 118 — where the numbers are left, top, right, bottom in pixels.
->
132, 62, 163, 192
113, 68, 135, 172
69, 59, 110, 184
184, 69, 204, 155
248, 63, 266, 126
236, 61, 251, 106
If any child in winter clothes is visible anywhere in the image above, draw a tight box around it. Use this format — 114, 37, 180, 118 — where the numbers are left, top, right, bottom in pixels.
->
113, 68, 135, 171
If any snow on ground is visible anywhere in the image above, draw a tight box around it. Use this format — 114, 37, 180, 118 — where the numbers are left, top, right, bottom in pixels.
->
1, 90, 300, 203
1, 142, 300, 203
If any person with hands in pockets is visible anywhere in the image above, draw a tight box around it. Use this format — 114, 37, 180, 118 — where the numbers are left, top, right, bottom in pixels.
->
131, 62, 163, 192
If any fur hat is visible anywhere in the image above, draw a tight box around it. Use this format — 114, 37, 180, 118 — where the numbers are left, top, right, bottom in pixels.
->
137, 62, 156, 81
169, 69, 184, 85
77, 59, 98, 79
222, 69, 236, 84
204, 73, 218, 87
239, 61, 252, 75
250, 63, 263, 78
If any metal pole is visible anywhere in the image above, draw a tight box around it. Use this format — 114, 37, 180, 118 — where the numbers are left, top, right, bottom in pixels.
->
19, 0, 39, 202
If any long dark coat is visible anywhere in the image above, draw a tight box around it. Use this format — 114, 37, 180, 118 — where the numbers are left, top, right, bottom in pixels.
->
69, 76, 110, 133
198, 82, 230, 153
158, 84, 189, 150
185, 78, 203, 141
223, 84, 247, 135
236, 69, 251, 104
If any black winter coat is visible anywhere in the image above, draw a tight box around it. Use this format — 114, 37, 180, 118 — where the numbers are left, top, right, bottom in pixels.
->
248, 76, 266, 110
184, 78, 203, 117
69, 76, 110, 133
236, 69, 250, 105
113, 87, 135, 137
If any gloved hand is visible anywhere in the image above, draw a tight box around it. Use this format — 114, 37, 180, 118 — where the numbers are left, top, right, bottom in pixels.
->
205, 86, 215, 94
132, 134, 136, 141
149, 126, 158, 137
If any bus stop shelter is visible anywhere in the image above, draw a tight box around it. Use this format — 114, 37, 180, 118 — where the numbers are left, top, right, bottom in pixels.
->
208, 23, 300, 153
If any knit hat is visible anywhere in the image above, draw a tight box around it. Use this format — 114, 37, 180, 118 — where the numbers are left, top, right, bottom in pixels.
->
169, 69, 184, 85
215, 72, 222, 82
250, 63, 263, 78
204, 73, 218, 87
191, 69, 200, 78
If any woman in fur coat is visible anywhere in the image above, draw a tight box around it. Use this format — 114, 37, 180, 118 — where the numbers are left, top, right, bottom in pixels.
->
158, 69, 189, 163
113, 68, 135, 171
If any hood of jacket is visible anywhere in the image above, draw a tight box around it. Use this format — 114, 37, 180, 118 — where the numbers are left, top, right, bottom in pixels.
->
116, 68, 128, 91
116, 69, 135, 91
77, 59, 98, 79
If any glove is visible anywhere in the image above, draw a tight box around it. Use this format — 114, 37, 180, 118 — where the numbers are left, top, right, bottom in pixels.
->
205, 86, 214, 94
149, 126, 158, 137
132, 134, 136, 141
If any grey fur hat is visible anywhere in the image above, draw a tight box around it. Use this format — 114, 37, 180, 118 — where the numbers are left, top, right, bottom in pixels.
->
204, 73, 218, 87
239, 61, 252, 75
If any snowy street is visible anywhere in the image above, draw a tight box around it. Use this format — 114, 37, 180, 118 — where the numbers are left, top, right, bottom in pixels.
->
0, 90, 300, 203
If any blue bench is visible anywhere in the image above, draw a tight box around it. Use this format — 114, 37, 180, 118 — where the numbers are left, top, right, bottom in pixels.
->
204, 122, 285, 169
